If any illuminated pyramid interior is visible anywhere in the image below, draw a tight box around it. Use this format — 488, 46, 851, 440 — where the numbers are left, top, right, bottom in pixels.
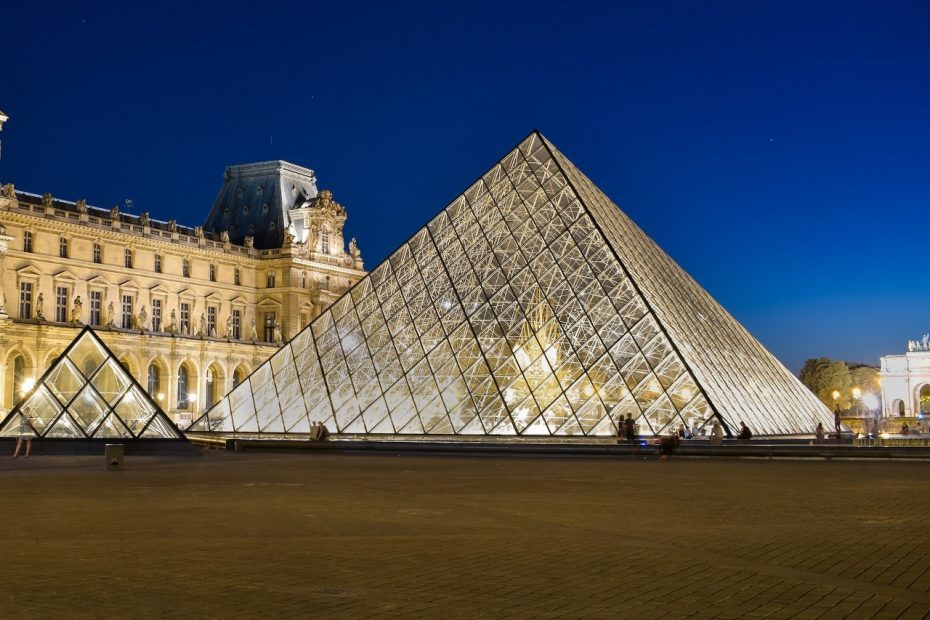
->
0, 327, 183, 440
189, 132, 831, 437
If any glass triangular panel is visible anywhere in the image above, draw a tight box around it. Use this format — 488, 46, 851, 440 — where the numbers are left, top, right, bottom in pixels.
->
94, 413, 133, 439
46, 412, 84, 438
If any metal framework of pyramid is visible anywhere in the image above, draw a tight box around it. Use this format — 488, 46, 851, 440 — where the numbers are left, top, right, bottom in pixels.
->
0, 327, 183, 440
189, 132, 832, 438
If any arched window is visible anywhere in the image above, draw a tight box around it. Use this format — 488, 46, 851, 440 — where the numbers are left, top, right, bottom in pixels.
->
232, 366, 246, 389
320, 226, 330, 254
12, 355, 26, 406
205, 368, 216, 410
897, 400, 906, 416
178, 365, 190, 409
147, 363, 160, 396
920, 385, 930, 416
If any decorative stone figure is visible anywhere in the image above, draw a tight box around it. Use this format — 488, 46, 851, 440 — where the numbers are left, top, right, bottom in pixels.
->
106, 301, 116, 327
167, 219, 178, 232
282, 228, 295, 246
2, 183, 14, 199
109, 205, 121, 221
909, 340, 916, 352
168, 309, 178, 333
71, 296, 83, 323
244, 235, 255, 249
220, 230, 230, 244
35, 293, 45, 320
199, 313, 206, 337
75, 199, 88, 214
249, 318, 258, 341
138, 305, 147, 331
225, 315, 232, 338
42, 193, 53, 208
139, 211, 150, 226
194, 225, 205, 239
274, 323, 282, 343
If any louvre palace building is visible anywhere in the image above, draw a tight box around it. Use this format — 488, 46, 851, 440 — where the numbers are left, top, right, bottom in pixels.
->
0, 124, 366, 427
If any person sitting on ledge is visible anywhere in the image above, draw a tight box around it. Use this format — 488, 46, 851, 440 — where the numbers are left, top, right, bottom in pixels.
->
815, 422, 825, 443
709, 421, 724, 445
900, 422, 910, 436
318, 422, 330, 440
738, 421, 752, 441
658, 434, 679, 459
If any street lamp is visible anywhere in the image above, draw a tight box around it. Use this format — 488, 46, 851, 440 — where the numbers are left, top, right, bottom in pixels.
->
832, 390, 840, 401
852, 387, 862, 417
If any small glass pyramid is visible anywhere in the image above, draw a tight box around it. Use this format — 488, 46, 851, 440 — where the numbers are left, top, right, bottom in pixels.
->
0, 327, 183, 440
189, 132, 832, 437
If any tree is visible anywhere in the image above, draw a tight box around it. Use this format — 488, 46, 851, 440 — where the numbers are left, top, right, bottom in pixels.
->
799, 358, 851, 410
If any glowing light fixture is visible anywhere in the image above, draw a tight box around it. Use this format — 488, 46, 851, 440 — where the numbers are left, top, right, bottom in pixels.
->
20, 378, 35, 395
832, 390, 840, 400
852, 387, 862, 399
157, 393, 165, 401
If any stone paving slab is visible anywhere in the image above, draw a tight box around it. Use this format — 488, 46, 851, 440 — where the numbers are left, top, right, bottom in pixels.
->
1, 451, 928, 618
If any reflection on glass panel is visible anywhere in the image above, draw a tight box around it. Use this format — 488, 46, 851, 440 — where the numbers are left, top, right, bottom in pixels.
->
91, 359, 132, 405
46, 358, 85, 406
68, 332, 108, 378
70, 385, 110, 435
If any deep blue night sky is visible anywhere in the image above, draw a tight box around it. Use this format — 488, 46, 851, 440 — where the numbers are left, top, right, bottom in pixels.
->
3, 1, 929, 372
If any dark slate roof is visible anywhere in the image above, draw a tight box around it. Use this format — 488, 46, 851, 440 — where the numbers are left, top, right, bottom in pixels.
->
202, 160, 318, 250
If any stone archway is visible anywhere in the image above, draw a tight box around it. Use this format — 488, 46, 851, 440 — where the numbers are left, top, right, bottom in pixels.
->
919, 385, 930, 416
205, 363, 226, 411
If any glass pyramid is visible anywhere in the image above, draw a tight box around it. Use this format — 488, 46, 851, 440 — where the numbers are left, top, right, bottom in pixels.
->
188, 132, 832, 438
0, 327, 183, 440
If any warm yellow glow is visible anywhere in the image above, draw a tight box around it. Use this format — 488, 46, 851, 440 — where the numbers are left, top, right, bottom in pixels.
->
852, 387, 862, 399
681, 388, 692, 400
188, 392, 198, 403
157, 393, 165, 401
832, 390, 840, 400
20, 378, 35, 395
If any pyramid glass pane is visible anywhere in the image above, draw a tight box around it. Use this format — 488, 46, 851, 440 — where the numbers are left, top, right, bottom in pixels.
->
190, 132, 832, 437
0, 327, 183, 440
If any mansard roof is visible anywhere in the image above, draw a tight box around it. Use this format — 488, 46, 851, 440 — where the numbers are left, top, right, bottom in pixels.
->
202, 160, 318, 250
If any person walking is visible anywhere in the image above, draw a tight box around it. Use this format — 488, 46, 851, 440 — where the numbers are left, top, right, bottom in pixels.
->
833, 405, 842, 436
12, 414, 34, 459
624, 414, 636, 444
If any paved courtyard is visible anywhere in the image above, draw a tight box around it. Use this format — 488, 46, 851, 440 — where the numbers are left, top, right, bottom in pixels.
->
2, 450, 929, 619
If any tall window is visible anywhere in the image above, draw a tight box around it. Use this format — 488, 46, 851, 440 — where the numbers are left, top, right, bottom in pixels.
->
209, 264, 216, 282
154, 254, 162, 273
55, 286, 68, 322
18, 282, 32, 319
23, 231, 33, 253
320, 226, 329, 254
180, 302, 190, 334
232, 309, 241, 339
121, 295, 133, 329
13, 355, 26, 406
177, 365, 190, 409
232, 366, 244, 389
205, 368, 216, 410
151, 299, 162, 332
93, 242, 102, 264
266, 271, 275, 288
59, 237, 68, 258
207, 306, 217, 337
182, 259, 190, 278
124, 248, 133, 269
89, 291, 102, 326
264, 312, 276, 343
147, 364, 160, 396
234, 268, 241, 286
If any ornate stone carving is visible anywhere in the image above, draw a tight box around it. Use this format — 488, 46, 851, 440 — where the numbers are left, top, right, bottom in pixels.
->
1, 183, 14, 199
138, 306, 147, 331
42, 193, 53, 208
194, 225, 205, 239
139, 211, 150, 226
35, 292, 45, 320
106, 301, 116, 327
244, 235, 254, 249
282, 228, 295, 246
71, 296, 83, 323
199, 313, 206, 336
225, 315, 232, 338
168, 308, 178, 333
313, 189, 346, 217
249, 318, 258, 340
167, 219, 178, 232
109, 205, 121, 222
220, 230, 230, 243
75, 199, 88, 214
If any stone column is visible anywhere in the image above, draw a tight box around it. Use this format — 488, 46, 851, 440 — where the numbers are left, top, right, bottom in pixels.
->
0, 230, 12, 317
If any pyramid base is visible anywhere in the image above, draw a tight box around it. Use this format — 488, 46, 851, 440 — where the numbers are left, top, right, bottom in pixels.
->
0, 437, 200, 456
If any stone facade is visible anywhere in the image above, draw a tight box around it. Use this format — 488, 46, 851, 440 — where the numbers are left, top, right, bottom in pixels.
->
880, 345, 930, 420
0, 167, 365, 428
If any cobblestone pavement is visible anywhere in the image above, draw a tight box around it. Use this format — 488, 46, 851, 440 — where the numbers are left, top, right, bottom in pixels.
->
1, 451, 929, 619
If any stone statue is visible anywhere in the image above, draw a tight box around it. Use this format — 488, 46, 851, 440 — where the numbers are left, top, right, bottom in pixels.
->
349, 237, 360, 260
139, 211, 150, 226
244, 235, 255, 249
225, 315, 232, 338
194, 225, 205, 239
1, 183, 14, 199
908, 340, 915, 352
109, 205, 121, 221
35, 293, 45, 320
106, 301, 115, 327
282, 228, 295, 246
168, 308, 178, 333
308, 221, 319, 249
313, 189, 346, 216
71, 296, 83, 323
75, 198, 88, 214
42, 193, 53, 208
199, 313, 206, 336
923, 334, 929, 351
167, 219, 178, 232
249, 318, 258, 341
220, 230, 230, 243
274, 323, 282, 343
0, 221, 6, 235
138, 305, 147, 331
